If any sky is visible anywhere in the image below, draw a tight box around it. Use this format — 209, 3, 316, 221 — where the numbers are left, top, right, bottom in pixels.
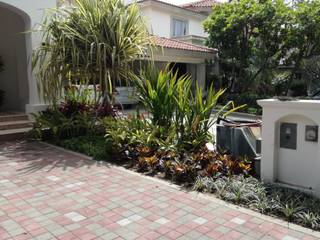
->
156, 0, 199, 4
125, 0, 209, 5
125, 0, 227, 5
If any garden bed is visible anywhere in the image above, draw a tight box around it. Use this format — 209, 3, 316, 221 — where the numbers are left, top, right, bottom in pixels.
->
46, 134, 320, 232
30, 65, 320, 232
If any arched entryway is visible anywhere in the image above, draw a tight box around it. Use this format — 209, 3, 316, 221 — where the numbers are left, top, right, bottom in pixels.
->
0, 2, 30, 112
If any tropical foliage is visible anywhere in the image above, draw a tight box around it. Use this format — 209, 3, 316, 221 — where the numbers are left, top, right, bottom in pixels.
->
204, 0, 320, 97
192, 176, 320, 230
29, 0, 320, 233
33, 0, 151, 104
29, 87, 118, 141
134, 64, 244, 150
104, 115, 253, 181
58, 135, 108, 160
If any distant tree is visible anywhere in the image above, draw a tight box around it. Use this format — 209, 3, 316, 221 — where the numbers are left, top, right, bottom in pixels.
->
204, 0, 291, 94
283, 0, 320, 94
302, 56, 320, 95
204, 0, 320, 96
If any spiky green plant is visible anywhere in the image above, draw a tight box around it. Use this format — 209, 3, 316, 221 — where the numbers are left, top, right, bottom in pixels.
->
296, 211, 320, 229
135, 63, 244, 151
134, 64, 180, 128
192, 176, 215, 192
33, 0, 151, 105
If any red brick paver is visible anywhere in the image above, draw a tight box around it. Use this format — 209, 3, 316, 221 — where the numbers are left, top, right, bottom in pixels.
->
0, 141, 318, 240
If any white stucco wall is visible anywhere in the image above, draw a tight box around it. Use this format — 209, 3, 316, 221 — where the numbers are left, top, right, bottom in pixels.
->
258, 99, 320, 196
140, 4, 207, 38
0, 0, 56, 113
0, 7, 29, 110
0, 0, 56, 47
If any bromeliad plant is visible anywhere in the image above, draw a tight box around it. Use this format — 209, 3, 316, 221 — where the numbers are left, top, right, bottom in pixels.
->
33, 0, 151, 105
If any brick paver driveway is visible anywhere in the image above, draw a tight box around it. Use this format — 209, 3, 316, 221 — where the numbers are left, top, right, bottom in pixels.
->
0, 141, 318, 240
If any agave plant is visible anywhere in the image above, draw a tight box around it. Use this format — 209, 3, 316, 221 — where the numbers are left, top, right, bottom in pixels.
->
33, 0, 152, 105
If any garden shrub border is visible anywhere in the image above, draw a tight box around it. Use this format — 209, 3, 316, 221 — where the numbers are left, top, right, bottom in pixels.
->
29, 62, 320, 233
39, 121, 320, 233
41, 139, 320, 238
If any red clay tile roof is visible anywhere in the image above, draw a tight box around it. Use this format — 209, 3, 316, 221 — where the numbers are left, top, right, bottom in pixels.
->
152, 36, 216, 53
181, 0, 218, 8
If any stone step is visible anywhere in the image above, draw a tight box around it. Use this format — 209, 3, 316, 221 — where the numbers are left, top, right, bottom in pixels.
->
0, 120, 33, 131
0, 127, 32, 142
0, 114, 29, 122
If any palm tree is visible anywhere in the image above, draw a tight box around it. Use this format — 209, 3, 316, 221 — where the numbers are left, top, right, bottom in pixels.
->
33, 0, 152, 105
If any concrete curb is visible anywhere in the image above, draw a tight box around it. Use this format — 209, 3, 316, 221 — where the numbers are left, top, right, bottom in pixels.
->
40, 141, 320, 239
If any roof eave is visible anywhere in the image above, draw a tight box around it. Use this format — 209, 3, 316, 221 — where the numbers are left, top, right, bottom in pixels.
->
137, 0, 208, 18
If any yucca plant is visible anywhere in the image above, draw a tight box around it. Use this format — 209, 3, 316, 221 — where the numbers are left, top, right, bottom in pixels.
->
33, 0, 151, 105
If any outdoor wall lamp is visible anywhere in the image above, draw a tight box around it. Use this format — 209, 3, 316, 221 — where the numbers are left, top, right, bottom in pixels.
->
305, 125, 318, 142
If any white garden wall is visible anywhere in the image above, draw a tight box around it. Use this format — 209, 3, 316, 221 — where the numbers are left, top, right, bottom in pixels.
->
258, 99, 320, 196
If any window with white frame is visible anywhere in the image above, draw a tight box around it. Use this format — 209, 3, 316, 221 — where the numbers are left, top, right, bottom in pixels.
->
171, 18, 188, 37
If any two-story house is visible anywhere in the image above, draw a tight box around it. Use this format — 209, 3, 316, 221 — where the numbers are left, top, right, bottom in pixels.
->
136, 0, 218, 93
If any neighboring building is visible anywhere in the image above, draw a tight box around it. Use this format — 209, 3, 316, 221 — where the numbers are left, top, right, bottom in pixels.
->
137, 0, 218, 93
0, 0, 217, 113
138, 0, 207, 43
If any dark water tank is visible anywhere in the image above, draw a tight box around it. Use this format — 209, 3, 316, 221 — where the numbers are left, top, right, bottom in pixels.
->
216, 118, 262, 176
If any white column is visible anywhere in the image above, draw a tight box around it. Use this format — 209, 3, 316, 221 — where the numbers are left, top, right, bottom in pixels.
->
258, 104, 277, 182
196, 64, 206, 91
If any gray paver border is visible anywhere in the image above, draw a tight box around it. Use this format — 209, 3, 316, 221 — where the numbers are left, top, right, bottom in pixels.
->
39, 140, 320, 239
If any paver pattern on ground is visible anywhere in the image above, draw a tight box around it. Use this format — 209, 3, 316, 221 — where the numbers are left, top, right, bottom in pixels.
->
0, 141, 318, 240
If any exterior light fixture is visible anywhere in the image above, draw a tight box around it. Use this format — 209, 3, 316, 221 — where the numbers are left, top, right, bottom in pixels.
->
305, 125, 318, 142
